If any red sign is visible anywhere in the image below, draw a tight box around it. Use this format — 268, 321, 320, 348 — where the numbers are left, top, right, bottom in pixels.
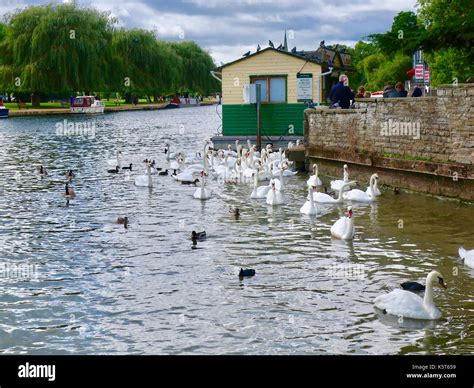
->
415, 64, 424, 79
424, 68, 430, 83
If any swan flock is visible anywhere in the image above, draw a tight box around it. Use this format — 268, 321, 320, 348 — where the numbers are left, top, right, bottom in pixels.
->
104, 139, 464, 322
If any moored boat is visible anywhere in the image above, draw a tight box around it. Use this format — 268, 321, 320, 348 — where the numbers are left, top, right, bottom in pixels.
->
165, 96, 181, 109
70, 96, 105, 114
0, 99, 8, 118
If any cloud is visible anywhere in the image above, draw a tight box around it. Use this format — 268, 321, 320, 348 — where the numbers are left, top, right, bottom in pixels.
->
0, 0, 418, 64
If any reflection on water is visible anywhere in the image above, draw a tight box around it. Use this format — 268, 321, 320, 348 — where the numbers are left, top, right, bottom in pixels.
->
0, 106, 473, 355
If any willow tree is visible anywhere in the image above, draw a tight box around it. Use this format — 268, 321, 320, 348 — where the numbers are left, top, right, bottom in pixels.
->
110, 29, 180, 102
2, 4, 114, 106
171, 41, 220, 95
0, 22, 14, 96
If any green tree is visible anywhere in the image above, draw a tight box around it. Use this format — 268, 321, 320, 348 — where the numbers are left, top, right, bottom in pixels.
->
424, 48, 473, 85
0, 4, 114, 106
171, 41, 219, 95
110, 29, 180, 102
369, 11, 425, 55
417, 0, 474, 56
417, 0, 473, 83
0, 4, 220, 106
356, 52, 412, 90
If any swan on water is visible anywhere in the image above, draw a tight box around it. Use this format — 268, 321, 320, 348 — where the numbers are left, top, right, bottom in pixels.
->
366, 174, 381, 196
343, 174, 378, 203
374, 271, 447, 320
135, 163, 153, 187
330, 164, 349, 192
250, 171, 271, 199
107, 150, 122, 168
459, 247, 474, 269
307, 164, 322, 187
311, 181, 356, 203
266, 179, 284, 206
330, 206, 355, 240
193, 171, 212, 200
300, 184, 317, 215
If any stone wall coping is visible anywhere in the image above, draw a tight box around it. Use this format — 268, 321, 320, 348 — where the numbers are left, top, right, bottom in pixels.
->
354, 96, 439, 102
436, 83, 473, 88
305, 108, 367, 114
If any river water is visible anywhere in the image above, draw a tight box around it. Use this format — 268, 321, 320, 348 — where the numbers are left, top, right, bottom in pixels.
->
0, 105, 473, 355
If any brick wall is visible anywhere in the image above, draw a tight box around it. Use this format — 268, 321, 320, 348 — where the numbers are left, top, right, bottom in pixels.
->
304, 84, 473, 200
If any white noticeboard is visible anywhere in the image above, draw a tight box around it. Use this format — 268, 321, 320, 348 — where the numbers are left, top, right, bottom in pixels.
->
242, 84, 257, 104
297, 74, 313, 102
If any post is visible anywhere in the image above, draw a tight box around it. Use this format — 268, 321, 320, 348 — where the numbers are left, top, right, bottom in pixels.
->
256, 83, 261, 151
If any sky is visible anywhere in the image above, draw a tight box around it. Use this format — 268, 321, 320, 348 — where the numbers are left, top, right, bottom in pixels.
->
0, 0, 418, 65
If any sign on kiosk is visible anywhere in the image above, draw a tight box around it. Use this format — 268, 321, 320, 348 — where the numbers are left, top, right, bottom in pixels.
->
415, 64, 424, 80
297, 73, 313, 102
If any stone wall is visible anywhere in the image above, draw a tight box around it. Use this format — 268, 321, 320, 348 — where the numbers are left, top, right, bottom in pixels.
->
303, 84, 473, 200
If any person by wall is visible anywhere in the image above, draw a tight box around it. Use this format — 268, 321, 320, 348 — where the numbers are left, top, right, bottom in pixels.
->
355, 86, 366, 98
329, 74, 354, 109
383, 84, 398, 98
412, 86, 423, 97
395, 82, 408, 97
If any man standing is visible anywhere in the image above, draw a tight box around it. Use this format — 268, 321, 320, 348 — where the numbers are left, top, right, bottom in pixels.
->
329, 74, 354, 109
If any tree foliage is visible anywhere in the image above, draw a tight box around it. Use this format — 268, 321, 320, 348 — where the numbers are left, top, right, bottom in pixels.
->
0, 4, 220, 105
369, 11, 425, 55
349, 1, 473, 89
417, 0, 474, 56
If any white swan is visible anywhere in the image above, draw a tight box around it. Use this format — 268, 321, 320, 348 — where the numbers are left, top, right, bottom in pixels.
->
459, 247, 474, 269
225, 144, 237, 158
330, 164, 349, 192
307, 164, 322, 187
300, 185, 317, 215
374, 271, 447, 320
272, 160, 297, 177
135, 163, 153, 187
330, 206, 355, 240
193, 171, 212, 200
169, 155, 185, 171
250, 171, 271, 199
173, 169, 200, 182
254, 158, 271, 181
164, 143, 178, 162
266, 179, 284, 206
312, 181, 356, 203
366, 175, 381, 196
343, 174, 378, 203
107, 150, 122, 168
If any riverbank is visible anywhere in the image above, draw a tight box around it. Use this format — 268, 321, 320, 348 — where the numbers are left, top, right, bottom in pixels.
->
6, 101, 219, 117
